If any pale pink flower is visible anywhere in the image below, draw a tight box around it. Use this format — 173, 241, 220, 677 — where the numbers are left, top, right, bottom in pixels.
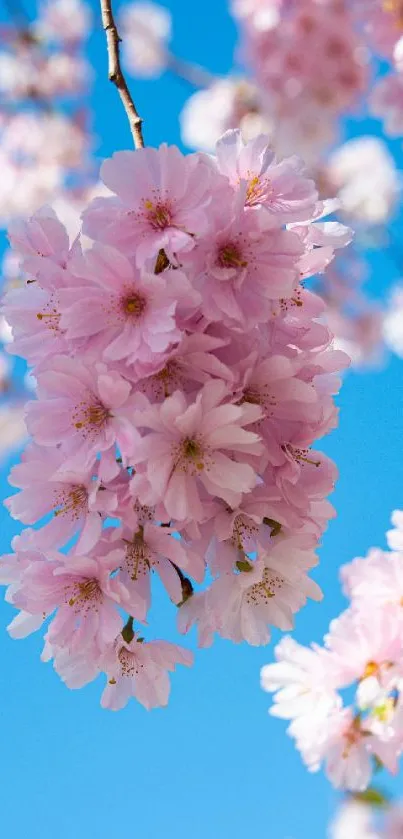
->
3, 283, 68, 367
131, 379, 264, 521
215, 129, 318, 223
324, 609, 403, 700
25, 355, 138, 470
322, 709, 374, 791
138, 331, 233, 399
10, 550, 125, 655
82, 146, 213, 265
5, 443, 117, 552
341, 546, 403, 618
58, 243, 182, 373
185, 207, 303, 329
7, 205, 75, 289
100, 634, 193, 710
207, 543, 321, 646
100, 511, 205, 619
261, 635, 340, 722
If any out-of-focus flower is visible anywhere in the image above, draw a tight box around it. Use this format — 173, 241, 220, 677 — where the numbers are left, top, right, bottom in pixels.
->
35, 0, 92, 44
180, 78, 270, 152
119, 1, 171, 78
383, 284, 403, 357
326, 137, 399, 226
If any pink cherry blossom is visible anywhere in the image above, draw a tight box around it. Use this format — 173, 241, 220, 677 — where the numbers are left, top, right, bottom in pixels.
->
7, 549, 125, 656
131, 379, 264, 521
58, 243, 183, 373
215, 129, 318, 223
100, 634, 193, 710
25, 355, 138, 470
5, 443, 117, 552
82, 145, 213, 265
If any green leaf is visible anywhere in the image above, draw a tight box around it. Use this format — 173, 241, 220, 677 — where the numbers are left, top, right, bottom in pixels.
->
353, 787, 390, 808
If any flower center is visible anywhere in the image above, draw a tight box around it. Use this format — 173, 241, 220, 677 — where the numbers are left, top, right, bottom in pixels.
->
362, 660, 379, 680
150, 360, 182, 397
124, 528, 151, 582
242, 388, 262, 406
245, 567, 284, 605
232, 514, 258, 551
282, 444, 321, 468
36, 297, 61, 332
144, 199, 172, 230
68, 577, 101, 609
122, 292, 146, 317
217, 241, 248, 269
118, 647, 141, 677
245, 175, 269, 207
54, 485, 88, 519
73, 399, 110, 435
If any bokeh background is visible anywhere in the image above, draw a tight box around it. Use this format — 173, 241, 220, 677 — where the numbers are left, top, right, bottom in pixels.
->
1, 1, 403, 837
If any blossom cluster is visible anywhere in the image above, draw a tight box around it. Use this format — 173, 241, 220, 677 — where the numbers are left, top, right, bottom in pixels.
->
232, 0, 369, 162
2, 130, 349, 710
121, 1, 403, 371
0, 0, 92, 222
262, 510, 403, 792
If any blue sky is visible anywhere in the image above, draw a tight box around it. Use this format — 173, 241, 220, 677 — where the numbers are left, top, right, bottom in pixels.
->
1, 1, 403, 837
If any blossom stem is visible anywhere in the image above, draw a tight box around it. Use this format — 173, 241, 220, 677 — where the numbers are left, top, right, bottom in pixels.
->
99, 0, 145, 149
170, 562, 194, 605
122, 615, 135, 644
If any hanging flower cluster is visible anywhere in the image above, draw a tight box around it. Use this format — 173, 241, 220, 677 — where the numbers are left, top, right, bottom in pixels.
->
1, 129, 349, 710
262, 510, 403, 792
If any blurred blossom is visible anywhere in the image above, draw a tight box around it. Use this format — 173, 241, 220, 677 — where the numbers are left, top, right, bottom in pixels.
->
326, 137, 399, 226
0, 112, 90, 221
329, 309, 384, 369
231, 0, 282, 31
35, 0, 92, 44
232, 0, 369, 160
0, 41, 89, 100
383, 284, 403, 357
371, 74, 403, 137
119, 2, 172, 78
329, 800, 380, 839
180, 78, 269, 151
0, 406, 27, 458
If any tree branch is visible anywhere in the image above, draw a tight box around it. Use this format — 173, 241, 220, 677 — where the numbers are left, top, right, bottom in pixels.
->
99, 0, 145, 149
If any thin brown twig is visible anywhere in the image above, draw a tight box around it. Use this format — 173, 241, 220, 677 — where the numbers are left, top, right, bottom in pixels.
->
99, 0, 145, 149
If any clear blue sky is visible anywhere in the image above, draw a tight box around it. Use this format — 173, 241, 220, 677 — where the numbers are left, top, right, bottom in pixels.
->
1, 1, 403, 837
